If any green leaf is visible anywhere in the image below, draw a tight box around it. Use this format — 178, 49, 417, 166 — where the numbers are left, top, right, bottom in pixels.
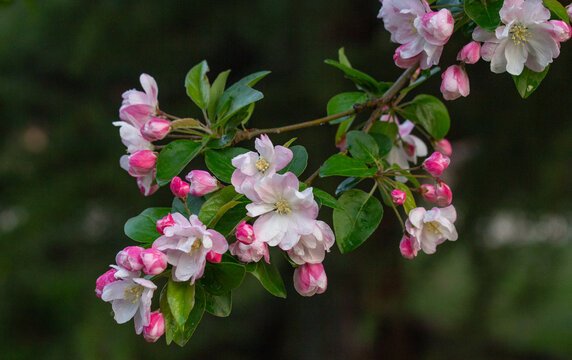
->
327, 92, 368, 122
212, 202, 248, 237
174, 285, 205, 346
464, 0, 503, 31
390, 164, 421, 188
206, 129, 238, 149
338, 47, 352, 68
394, 182, 416, 215
160, 286, 178, 345
172, 195, 205, 217
124, 207, 170, 243
512, 66, 550, 99
401, 94, 450, 140
204, 291, 232, 317
324, 59, 384, 95
333, 189, 383, 254
335, 117, 354, 147
200, 262, 246, 296
185, 60, 210, 110
207, 70, 231, 122
198, 186, 241, 227
204, 147, 249, 183
224, 103, 255, 130
156, 139, 203, 186
312, 188, 340, 209
166, 278, 195, 328
346, 131, 380, 164
278, 145, 307, 177
369, 120, 398, 140
369, 133, 393, 159
335, 177, 361, 196
248, 260, 287, 298
543, 0, 570, 23
320, 154, 377, 178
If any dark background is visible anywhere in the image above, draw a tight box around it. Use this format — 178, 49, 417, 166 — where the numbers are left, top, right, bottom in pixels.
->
1, 0, 571, 359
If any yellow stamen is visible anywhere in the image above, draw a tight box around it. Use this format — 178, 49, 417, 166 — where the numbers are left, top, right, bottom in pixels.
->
189, 238, 202, 254
426, 221, 442, 235
123, 285, 144, 304
256, 156, 270, 172
274, 197, 292, 215
510, 24, 531, 46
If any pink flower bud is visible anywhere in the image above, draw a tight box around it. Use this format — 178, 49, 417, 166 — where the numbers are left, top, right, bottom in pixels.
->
434, 138, 452, 157
206, 251, 222, 263
95, 268, 118, 298
185, 170, 219, 197
293, 263, 327, 297
416, 9, 454, 46
457, 41, 481, 64
435, 180, 453, 207
143, 311, 165, 343
423, 152, 450, 178
399, 236, 419, 259
156, 213, 175, 235
141, 117, 170, 142
440, 65, 470, 101
420, 184, 436, 202
391, 189, 407, 205
115, 246, 144, 271
393, 43, 422, 69
235, 221, 255, 244
549, 20, 572, 42
170, 176, 190, 199
128, 150, 157, 176
140, 248, 167, 275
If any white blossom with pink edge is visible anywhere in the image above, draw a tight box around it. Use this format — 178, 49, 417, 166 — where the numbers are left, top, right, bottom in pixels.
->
101, 276, 157, 334
405, 205, 458, 254
440, 65, 470, 101
143, 311, 165, 343
231, 134, 293, 199
457, 41, 481, 64
229, 239, 270, 264
245, 172, 318, 251
472, 0, 561, 75
293, 263, 328, 297
119, 73, 159, 128
386, 120, 428, 180
185, 170, 220, 197
152, 213, 228, 284
287, 220, 335, 265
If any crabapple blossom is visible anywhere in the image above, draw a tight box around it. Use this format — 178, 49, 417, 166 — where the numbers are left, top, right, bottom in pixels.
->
434, 138, 452, 157
141, 117, 170, 142
549, 20, 572, 43
101, 276, 157, 334
391, 189, 407, 205
185, 170, 220, 197
293, 263, 328, 297
143, 311, 165, 343
116, 246, 145, 272
386, 120, 428, 176
399, 236, 419, 259
405, 205, 458, 254
113, 121, 154, 154
152, 213, 228, 284
170, 176, 190, 199
244, 172, 319, 250
124, 150, 157, 177
156, 213, 176, 235
435, 180, 453, 207
287, 221, 335, 265
235, 221, 255, 244
440, 65, 470, 101
229, 236, 270, 264
206, 251, 222, 263
95, 268, 118, 298
457, 41, 481, 64
231, 134, 293, 197
420, 184, 436, 202
140, 248, 167, 276
119, 73, 159, 128
423, 152, 450, 177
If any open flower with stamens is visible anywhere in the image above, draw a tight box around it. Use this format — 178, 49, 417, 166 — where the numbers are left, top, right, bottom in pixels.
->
245, 172, 318, 251
152, 213, 228, 284
101, 276, 157, 334
472, 0, 561, 75
405, 205, 458, 254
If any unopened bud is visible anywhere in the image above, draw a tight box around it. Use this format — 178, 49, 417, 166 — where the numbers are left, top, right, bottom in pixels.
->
95, 268, 118, 298
550, 20, 572, 42
399, 236, 419, 259
391, 189, 407, 205
457, 41, 481, 64
423, 152, 450, 177
206, 251, 222, 263
128, 150, 157, 176
435, 180, 453, 207
434, 138, 452, 157
115, 246, 144, 271
140, 248, 167, 275
420, 184, 436, 202
185, 170, 219, 197
293, 263, 327, 297
440, 65, 470, 101
156, 213, 175, 235
235, 221, 255, 244
143, 311, 165, 343
141, 117, 170, 141
170, 176, 190, 199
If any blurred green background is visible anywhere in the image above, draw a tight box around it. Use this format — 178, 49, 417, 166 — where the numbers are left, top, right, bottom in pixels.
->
1, 0, 571, 359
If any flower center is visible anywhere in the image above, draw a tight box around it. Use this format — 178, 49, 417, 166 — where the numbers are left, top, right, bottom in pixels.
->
256, 156, 270, 172
188, 237, 202, 254
274, 197, 292, 215
426, 221, 442, 235
510, 23, 531, 46
123, 284, 144, 304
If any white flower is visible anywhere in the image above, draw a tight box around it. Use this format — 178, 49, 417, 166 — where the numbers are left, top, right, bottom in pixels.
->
288, 221, 335, 265
386, 120, 428, 181
405, 205, 458, 254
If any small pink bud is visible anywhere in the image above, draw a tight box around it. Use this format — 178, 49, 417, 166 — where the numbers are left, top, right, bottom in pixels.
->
128, 150, 157, 176
206, 251, 222, 263
420, 184, 436, 202
185, 170, 219, 197
440, 65, 470, 101
423, 152, 450, 178
235, 221, 255, 244
141, 117, 170, 141
143, 311, 165, 343
399, 236, 419, 259
457, 41, 481, 64
293, 263, 327, 297
435, 180, 453, 207
156, 213, 175, 235
140, 248, 167, 275
434, 138, 452, 157
391, 189, 407, 205
95, 268, 118, 298
170, 176, 190, 199
549, 20, 572, 42
115, 246, 144, 271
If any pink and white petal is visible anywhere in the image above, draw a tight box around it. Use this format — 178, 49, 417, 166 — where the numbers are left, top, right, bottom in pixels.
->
246, 202, 275, 217
273, 146, 294, 171
101, 281, 131, 302
490, 41, 509, 73
408, 208, 426, 229
112, 299, 139, 324
499, 0, 525, 24
521, 0, 550, 23
254, 134, 276, 162
439, 205, 457, 223
277, 227, 301, 251
504, 42, 527, 75
139, 73, 158, 107
207, 230, 229, 253
133, 278, 157, 290
253, 213, 287, 246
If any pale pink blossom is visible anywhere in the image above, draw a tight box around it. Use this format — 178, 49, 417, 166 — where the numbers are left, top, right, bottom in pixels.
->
391, 189, 407, 205
136, 172, 159, 197
549, 20, 571, 42
405, 205, 458, 254
423, 152, 450, 177
235, 221, 255, 244
206, 251, 222, 263
156, 213, 175, 235
434, 138, 452, 156
113, 121, 153, 154
140, 248, 167, 276
287, 221, 335, 265
185, 170, 220, 197
386, 120, 428, 178
457, 41, 481, 64
116, 246, 144, 272
141, 117, 170, 142
152, 213, 228, 284
119, 74, 159, 128
143, 311, 165, 343
399, 236, 419, 259
122, 150, 157, 177
293, 263, 328, 297
420, 184, 436, 202
472, 0, 561, 75
435, 180, 453, 207
170, 176, 190, 199
440, 65, 470, 101
393, 44, 423, 69
95, 268, 118, 298
229, 237, 270, 264
101, 276, 157, 334
231, 135, 293, 197
245, 172, 319, 251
